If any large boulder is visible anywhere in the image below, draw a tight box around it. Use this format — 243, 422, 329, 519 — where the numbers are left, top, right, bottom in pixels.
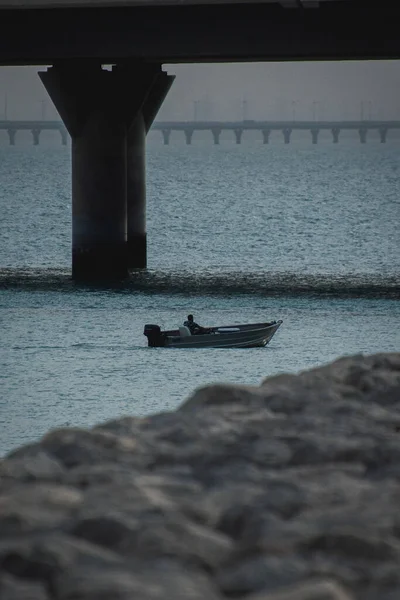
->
1, 353, 399, 599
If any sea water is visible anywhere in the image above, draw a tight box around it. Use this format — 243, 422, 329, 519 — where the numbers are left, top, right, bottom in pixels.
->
0, 134, 399, 455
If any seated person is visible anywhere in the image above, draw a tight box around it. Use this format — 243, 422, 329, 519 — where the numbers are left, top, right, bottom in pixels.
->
183, 314, 209, 335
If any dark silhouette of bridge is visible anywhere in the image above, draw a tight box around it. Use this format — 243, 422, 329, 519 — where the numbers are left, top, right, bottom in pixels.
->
0, 0, 399, 279
1, 1, 399, 65
1, 120, 399, 145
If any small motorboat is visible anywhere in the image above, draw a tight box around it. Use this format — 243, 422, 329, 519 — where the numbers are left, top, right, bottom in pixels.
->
143, 320, 283, 349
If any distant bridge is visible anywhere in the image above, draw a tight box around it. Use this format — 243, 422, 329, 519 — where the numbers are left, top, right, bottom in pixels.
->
1, 120, 399, 146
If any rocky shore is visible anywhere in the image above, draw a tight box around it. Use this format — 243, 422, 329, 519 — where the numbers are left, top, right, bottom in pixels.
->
1, 353, 399, 600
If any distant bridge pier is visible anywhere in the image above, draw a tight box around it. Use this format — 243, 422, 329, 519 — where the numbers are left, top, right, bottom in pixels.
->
262, 128, 271, 144
211, 127, 221, 145
161, 129, 171, 145
379, 127, 388, 143
60, 128, 68, 145
310, 128, 319, 144
184, 128, 194, 145
358, 127, 367, 143
7, 128, 16, 145
282, 128, 292, 144
331, 127, 340, 143
234, 128, 243, 144
31, 128, 41, 145
40, 62, 173, 280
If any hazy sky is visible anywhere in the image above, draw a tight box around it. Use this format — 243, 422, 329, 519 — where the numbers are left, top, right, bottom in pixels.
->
0, 60, 399, 121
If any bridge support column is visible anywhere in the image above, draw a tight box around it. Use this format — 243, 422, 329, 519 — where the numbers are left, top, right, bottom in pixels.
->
161, 129, 171, 145
211, 127, 221, 145
331, 127, 340, 143
7, 129, 16, 145
40, 62, 173, 280
184, 128, 194, 145
379, 127, 388, 143
31, 128, 41, 145
358, 127, 367, 143
234, 128, 243, 144
262, 128, 271, 144
60, 128, 68, 145
126, 69, 174, 269
310, 128, 319, 144
282, 128, 292, 144
127, 113, 146, 268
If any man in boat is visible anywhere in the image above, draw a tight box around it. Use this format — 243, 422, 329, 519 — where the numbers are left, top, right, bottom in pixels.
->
184, 314, 209, 335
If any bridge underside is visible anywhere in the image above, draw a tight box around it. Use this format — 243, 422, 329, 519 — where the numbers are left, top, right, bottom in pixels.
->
0, 1, 399, 65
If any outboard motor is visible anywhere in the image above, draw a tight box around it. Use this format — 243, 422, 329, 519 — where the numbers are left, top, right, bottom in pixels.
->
143, 324, 164, 347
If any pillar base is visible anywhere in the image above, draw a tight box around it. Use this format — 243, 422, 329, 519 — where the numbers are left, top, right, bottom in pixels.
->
72, 243, 128, 280
127, 233, 147, 269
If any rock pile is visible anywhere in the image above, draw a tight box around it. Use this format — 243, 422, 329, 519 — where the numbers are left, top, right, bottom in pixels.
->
1, 353, 399, 600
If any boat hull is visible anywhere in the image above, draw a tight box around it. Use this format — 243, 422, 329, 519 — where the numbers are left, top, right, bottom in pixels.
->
144, 321, 282, 349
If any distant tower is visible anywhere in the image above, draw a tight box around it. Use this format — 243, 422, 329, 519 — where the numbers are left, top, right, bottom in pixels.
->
242, 98, 248, 121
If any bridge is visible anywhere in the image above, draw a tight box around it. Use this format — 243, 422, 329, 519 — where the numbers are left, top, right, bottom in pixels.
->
1, 120, 399, 145
0, 0, 399, 280
0, 1, 399, 65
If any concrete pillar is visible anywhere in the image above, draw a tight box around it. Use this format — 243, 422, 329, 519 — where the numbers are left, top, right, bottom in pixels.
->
70, 106, 127, 279
262, 128, 271, 144
358, 127, 367, 143
379, 127, 388, 143
234, 128, 243, 144
184, 128, 194, 145
310, 128, 319, 144
126, 69, 173, 269
60, 128, 68, 145
142, 71, 175, 135
31, 128, 41, 145
7, 129, 16, 145
282, 128, 292, 144
331, 127, 340, 143
127, 113, 146, 269
211, 127, 221, 145
162, 129, 171, 145
39, 62, 163, 280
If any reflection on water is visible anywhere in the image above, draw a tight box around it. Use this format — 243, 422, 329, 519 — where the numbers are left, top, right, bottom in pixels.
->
0, 268, 399, 299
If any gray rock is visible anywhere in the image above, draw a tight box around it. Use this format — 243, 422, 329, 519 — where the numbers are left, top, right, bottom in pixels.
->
40, 428, 146, 469
217, 554, 310, 595
52, 567, 155, 600
0, 534, 123, 582
179, 383, 268, 412
0, 451, 64, 484
304, 530, 400, 562
0, 574, 49, 600
247, 579, 354, 599
1, 353, 399, 600
0, 484, 83, 535
126, 515, 233, 569
52, 559, 221, 600
60, 463, 141, 488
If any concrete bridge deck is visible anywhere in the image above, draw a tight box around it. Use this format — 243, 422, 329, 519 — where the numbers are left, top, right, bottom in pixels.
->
0, 1, 399, 64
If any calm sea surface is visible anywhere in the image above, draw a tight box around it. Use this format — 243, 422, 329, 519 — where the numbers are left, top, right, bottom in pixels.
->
0, 135, 399, 455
